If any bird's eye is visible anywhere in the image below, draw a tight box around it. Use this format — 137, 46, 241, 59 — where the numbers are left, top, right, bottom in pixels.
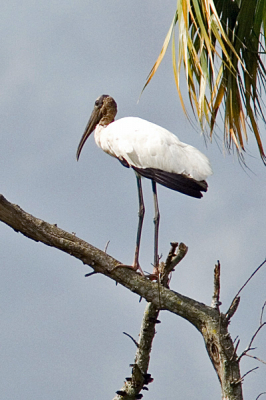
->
95, 95, 109, 108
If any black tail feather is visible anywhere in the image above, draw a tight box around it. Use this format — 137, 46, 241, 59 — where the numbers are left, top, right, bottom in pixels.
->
132, 167, 208, 199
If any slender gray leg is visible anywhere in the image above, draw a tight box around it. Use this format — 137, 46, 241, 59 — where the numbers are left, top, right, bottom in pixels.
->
133, 173, 145, 273
109, 172, 145, 275
152, 180, 160, 272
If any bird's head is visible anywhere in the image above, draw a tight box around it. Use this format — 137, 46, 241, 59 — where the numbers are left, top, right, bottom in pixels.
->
76, 94, 117, 160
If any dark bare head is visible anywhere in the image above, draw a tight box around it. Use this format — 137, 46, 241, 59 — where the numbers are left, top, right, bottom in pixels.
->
76, 95, 117, 160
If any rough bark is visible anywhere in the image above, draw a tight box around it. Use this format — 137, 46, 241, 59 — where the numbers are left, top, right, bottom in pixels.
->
0, 194, 243, 399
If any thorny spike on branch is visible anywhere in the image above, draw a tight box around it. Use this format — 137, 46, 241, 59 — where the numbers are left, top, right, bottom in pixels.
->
230, 339, 240, 362
233, 367, 259, 385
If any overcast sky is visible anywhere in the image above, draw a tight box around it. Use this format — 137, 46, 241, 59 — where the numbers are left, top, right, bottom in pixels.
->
1, 1, 265, 399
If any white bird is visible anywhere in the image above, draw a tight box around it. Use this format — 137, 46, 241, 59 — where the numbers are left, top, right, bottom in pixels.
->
77, 95, 212, 277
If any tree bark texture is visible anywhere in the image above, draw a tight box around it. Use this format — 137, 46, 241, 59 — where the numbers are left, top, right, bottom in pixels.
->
0, 194, 243, 399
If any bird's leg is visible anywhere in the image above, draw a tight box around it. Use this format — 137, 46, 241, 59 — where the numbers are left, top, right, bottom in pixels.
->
109, 173, 145, 276
152, 180, 160, 278
132, 173, 145, 274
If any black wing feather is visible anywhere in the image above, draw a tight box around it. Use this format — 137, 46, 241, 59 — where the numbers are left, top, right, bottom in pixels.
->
132, 167, 208, 199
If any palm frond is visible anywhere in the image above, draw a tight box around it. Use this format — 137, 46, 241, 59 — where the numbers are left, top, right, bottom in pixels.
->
142, 0, 266, 164
141, 10, 178, 95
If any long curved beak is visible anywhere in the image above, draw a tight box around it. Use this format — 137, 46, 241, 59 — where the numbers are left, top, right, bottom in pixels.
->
76, 108, 102, 160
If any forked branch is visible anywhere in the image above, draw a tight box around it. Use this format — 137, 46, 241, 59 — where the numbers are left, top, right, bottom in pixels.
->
0, 194, 256, 400
238, 301, 266, 366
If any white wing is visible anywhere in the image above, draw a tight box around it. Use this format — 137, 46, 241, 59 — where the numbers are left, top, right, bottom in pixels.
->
94, 117, 212, 181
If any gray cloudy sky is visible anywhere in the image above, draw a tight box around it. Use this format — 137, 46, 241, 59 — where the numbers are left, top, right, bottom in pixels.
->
1, 1, 265, 399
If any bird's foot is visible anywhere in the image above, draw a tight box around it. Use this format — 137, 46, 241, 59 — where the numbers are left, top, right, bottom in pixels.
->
109, 261, 145, 276
109, 261, 160, 281
145, 265, 160, 281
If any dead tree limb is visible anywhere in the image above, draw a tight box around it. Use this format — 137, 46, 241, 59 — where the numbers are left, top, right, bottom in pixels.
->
112, 243, 188, 400
0, 194, 244, 400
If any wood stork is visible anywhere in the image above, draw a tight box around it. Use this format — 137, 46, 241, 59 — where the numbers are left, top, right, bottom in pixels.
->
77, 95, 212, 277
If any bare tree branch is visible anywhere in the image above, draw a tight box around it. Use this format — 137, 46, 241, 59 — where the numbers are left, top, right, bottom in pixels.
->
256, 392, 266, 400
232, 367, 259, 385
211, 261, 221, 310
225, 297, 241, 323
0, 194, 215, 320
159, 241, 188, 287
0, 194, 245, 400
122, 332, 139, 348
230, 259, 266, 308
225, 259, 266, 324
238, 319, 266, 364
245, 354, 266, 365
260, 301, 266, 326
113, 303, 159, 400
112, 243, 186, 399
